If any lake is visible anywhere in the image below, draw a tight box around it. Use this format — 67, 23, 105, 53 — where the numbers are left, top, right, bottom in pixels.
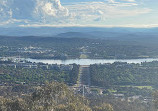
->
26, 58, 158, 65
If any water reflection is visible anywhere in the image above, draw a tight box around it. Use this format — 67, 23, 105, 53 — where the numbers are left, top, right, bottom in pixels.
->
26, 58, 158, 65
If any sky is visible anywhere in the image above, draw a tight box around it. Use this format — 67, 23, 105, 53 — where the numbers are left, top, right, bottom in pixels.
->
0, 0, 158, 27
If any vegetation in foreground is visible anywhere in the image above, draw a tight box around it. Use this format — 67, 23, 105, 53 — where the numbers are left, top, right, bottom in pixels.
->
0, 82, 114, 111
0, 82, 157, 111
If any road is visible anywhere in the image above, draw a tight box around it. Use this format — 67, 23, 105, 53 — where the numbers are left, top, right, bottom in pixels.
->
77, 65, 91, 87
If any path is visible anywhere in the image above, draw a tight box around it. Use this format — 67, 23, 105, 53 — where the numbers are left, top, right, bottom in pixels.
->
77, 65, 90, 87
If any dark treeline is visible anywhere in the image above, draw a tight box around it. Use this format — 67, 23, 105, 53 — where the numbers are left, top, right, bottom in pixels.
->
69, 64, 80, 85
89, 61, 158, 96
90, 61, 158, 87
0, 64, 79, 86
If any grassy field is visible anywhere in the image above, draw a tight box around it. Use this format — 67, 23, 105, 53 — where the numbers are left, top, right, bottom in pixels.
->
120, 85, 153, 89
80, 54, 88, 59
133, 86, 153, 89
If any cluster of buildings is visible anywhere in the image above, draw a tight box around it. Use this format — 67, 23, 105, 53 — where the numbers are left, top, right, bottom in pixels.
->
18, 46, 52, 54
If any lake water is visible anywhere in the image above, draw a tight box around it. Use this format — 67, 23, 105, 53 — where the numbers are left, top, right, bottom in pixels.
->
26, 58, 158, 65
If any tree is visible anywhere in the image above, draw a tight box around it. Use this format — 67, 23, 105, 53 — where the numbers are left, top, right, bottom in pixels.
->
153, 91, 158, 109
92, 103, 114, 111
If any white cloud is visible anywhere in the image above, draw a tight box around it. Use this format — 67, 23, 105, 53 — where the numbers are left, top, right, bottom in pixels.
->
33, 0, 69, 23
65, 1, 151, 24
108, 0, 136, 4
121, 0, 135, 2
107, 0, 138, 6
0, 0, 70, 25
19, 23, 158, 28
108, 0, 118, 3
0, 0, 152, 27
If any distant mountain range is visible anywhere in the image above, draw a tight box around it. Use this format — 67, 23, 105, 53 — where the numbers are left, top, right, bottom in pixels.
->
0, 27, 158, 39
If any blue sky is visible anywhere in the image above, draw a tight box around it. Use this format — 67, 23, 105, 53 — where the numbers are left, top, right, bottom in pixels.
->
0, 0, 158, 27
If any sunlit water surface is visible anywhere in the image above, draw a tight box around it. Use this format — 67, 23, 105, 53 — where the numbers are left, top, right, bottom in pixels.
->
26, 58, 158, 65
